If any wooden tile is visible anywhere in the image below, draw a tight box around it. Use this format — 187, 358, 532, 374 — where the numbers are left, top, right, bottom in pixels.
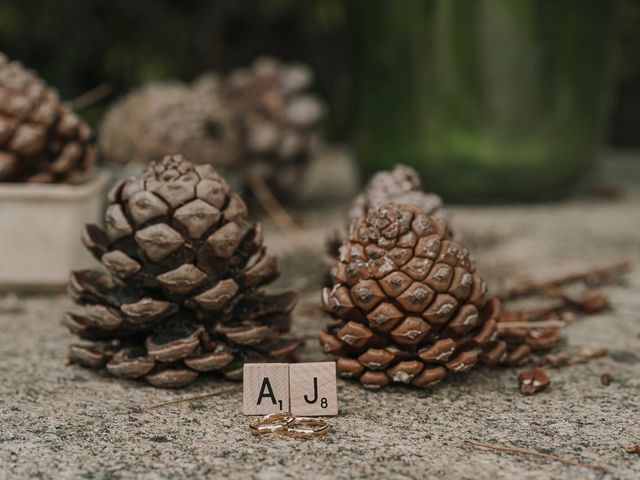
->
242, 363, 290, 415
289, 362, 338, 416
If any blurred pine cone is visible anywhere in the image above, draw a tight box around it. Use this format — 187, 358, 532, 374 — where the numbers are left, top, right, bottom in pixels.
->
327, 164, 445, 261
66, 154, 299, 387
321, 204, 541, 390
0, 53, 95, 183
99, 80, 237, 170
221, 57, 324, 197
348, 164, 444, 222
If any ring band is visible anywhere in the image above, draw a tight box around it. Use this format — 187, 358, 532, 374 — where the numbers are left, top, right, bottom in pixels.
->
275, 417, 330, 439
249, 412, 295, 436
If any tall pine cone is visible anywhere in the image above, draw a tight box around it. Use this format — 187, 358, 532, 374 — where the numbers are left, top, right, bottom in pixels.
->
349, 164, 444, 222
99, 80, 237, 169
0, 53, 95, 183
321, 204, 514, 390
65, 154, 299, 387
222, 57, 324, 196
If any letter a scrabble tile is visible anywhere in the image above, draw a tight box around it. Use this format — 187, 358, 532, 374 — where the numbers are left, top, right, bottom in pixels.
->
289, 362, 338, 416
242, 363, 290, 415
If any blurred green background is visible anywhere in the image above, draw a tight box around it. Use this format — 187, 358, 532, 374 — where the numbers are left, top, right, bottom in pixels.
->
1, 0, 638, 198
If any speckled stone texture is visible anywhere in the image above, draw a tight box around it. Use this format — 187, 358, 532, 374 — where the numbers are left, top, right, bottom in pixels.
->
1, 153, 640, 479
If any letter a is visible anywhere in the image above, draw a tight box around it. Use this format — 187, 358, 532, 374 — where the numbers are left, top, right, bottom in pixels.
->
256, 377, 277, 405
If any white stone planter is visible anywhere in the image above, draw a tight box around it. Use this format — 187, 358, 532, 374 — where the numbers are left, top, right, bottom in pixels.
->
0, 170, 110, 290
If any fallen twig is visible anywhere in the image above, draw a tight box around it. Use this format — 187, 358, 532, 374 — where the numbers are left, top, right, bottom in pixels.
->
500, 299, 567, 323
464, 440, 609, 472
147, 385, 242, 410
497, 260, 631, 301
554, 289, 609, 314
246, 173, 335, 268
71, 83, 112, 111
496, 320, 566, 330
500, 288, 609, 325
246, 173, 305, 238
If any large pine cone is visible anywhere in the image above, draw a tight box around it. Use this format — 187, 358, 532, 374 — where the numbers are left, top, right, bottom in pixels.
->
222, 57, 324, 197
348, 165, 444, 222
321, 204, 517, 390
65, 154, 299, 387
0, 53, 95, 183
99, 80, 237, 169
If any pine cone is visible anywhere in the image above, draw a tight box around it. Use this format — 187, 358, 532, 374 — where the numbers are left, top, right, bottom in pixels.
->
0, 53, 95, 183
99, 81, 237, 170
222, 56, 324, 197
65, 154, 300, 387
327, 164, 446, 258
348, 165, 444, 222
320, 204, 513, 390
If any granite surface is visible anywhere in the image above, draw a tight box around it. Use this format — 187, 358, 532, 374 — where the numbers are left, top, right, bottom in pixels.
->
1, 153, 639, 479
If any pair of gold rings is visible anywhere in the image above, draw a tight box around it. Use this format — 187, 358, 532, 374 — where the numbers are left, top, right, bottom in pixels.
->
249, 412, 330, 439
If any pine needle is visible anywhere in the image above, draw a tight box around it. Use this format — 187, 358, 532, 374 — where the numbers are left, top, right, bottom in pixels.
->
464, 440, 609, 472
497, 260, 631, 301
147, 385, 242, 410
246, 173, 334, 266
496, 320, 567, 330
246, 173, 305, 238
71, 83, 112, 111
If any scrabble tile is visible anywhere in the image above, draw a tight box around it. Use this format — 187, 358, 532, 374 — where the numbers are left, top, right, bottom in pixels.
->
289, 362, 338, 416
242, 363, 290, 415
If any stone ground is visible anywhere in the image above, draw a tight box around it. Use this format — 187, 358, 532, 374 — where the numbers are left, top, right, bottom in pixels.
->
1, 152, 639, 479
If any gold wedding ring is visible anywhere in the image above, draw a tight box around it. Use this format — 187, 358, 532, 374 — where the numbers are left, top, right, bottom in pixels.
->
249, 412, 295, 436
275, 417, 330, 439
